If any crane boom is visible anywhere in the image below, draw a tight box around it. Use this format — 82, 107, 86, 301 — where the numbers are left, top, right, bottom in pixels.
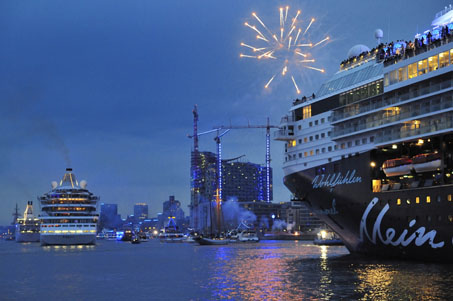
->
213, 118, 279, 203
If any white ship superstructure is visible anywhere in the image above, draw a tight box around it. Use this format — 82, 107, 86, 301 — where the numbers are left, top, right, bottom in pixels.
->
39, 168, 99, 246
275, 7, 453, 261
15, 201, 40, 242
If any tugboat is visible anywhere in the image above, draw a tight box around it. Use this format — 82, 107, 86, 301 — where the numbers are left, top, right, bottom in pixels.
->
15, 201, 40, 243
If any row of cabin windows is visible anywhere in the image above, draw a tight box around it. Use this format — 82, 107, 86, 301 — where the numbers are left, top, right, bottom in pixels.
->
296, 117, 327, 131
297, 131, 331, 144
395, 194, 452, 205
384, 49, 453, 87
286, 136, 375, 162
340, 136, 374, 149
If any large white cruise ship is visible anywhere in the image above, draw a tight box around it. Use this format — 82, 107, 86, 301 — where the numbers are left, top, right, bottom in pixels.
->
275, 6, 453, 261
39, 168, 99, 245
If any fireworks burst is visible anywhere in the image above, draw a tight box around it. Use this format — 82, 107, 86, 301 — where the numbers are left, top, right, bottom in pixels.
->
240, 6, 329, 94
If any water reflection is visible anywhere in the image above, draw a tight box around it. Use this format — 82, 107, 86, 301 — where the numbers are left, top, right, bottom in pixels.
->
42, 244, 96, 252
205, 242, 453, 300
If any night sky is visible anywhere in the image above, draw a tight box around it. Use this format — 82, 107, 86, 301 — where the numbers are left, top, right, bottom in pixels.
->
0, 0, 447, 224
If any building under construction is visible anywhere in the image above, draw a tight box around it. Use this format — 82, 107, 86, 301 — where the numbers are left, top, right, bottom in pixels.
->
189, 105, 273, 232
190, 150, 272, 232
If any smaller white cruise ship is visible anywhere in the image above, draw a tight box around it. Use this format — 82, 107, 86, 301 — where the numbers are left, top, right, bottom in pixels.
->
39, 168, 99, 246
15, 201, 40, 242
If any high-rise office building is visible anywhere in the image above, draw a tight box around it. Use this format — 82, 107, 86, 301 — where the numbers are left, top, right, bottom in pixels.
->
134, 203, 148, 222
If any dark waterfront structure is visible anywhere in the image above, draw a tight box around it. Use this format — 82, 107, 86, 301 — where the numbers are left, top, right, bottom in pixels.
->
276, 8, 453, 261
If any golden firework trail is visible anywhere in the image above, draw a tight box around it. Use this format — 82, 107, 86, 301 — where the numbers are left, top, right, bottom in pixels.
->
241, 7, 329, 94
291, 75, 301, 94
265, 74, 276, 89
313, 36, 330, 47
304, 66, 325, 72
303, 18, 315, 35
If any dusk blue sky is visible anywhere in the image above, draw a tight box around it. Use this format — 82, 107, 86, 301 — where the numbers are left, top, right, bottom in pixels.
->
0, 0, 448, 224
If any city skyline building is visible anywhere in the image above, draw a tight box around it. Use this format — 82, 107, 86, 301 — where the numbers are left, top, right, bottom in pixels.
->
134, 203, 148, 222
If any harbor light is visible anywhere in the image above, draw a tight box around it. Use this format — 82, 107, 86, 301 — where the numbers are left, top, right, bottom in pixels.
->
370, 161, 376, 167
320, 230, 327, 240
392, 144, 398, 149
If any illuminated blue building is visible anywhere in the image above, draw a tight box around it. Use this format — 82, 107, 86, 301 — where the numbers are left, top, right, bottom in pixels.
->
190, 151, 273, 232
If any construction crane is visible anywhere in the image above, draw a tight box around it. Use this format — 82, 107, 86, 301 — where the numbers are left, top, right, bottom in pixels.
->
214, 118, 280, 203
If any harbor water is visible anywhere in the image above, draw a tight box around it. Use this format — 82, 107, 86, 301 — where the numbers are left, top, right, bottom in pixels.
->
1, 240, 453, 300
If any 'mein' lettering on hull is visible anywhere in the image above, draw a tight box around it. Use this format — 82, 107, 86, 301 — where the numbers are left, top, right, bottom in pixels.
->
360, 198, 444, 249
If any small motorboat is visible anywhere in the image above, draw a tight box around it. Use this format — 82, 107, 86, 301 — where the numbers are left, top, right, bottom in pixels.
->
313, 230, 343, 246
237, 230, 260, 242
382, 157, 412, 177
412, 153, 441, 173
131, 236, 141, 244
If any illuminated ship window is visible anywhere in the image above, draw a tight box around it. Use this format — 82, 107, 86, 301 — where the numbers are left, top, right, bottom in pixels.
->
406, 199, 411, 204
437, 195, 441, 203
416, 197, 420, 204
448, 194, 452, 202
439, 51, 449, 68
304, 137, 308, 143
428, 55, 439, 72
426, 196, 431, 203
418, 59, 428, 76
398, 67, 408, 82
408, 62, 418, 79
449, 215, 453, 222
397, 198, 401, 205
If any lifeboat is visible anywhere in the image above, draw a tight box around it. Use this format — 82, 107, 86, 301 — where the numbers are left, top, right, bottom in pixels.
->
382, 158, 413, 177
412, 153, 441, 173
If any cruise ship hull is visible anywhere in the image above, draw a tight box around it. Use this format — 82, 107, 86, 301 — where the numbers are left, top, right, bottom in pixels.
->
284, 151, 453, 262
40, 234, 96, 246
15, 232, 40, 243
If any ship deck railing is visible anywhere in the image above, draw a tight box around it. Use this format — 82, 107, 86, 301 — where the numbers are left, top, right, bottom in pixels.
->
332, 76, 453, 123
382, 34, 453, 68
332, 96, 453, 138
374, 114, 453, 144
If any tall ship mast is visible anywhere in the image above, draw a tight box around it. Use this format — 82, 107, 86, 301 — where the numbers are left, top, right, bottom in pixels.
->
275, 7, 453, 261
15, 201, 40, 242
39, 168, 99, 246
